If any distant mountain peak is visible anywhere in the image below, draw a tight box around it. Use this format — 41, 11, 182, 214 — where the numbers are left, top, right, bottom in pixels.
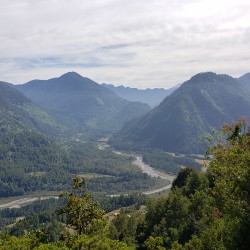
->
186, 72, 235, 87
59, 71, 83, 80
102, 83, 179, 107
16, 74, 150, 133
189, 72, 218, 82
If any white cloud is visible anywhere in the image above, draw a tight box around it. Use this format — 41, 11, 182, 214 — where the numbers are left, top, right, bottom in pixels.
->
0, 0, 250, 88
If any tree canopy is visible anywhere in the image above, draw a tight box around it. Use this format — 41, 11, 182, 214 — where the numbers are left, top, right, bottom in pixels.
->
136, 118, 250, 249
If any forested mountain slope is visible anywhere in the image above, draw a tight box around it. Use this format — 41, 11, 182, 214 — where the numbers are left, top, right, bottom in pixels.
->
238, 72, 250, 93
16, 72, 150, 134
0, 80, 155, 198
111, 72, 250, 153
0, 81, 65, 136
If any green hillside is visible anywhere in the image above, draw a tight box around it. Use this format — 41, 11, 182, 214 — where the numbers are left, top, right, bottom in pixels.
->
111, 72, 250, 153
0, 81, 66, 136
16, 72, 150, 134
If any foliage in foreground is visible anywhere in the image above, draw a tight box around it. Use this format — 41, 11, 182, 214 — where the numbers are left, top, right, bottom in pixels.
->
136, 118, 250, 249
0, 177, 132, 249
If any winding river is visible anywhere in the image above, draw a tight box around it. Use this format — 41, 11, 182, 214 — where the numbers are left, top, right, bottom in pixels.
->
0, 140, 176, 209
132, 156, 176, 195
100, 138, 176, 195
0, 196, 58, 210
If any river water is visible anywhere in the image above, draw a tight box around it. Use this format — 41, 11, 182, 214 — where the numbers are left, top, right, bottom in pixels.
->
132, 156, 176, 195
101, 139, 176, 195
0, 196, 58, 210
0, 140, 176, 209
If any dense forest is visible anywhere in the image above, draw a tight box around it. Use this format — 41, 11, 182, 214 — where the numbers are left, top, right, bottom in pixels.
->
0, 131, 166, 197
142, 150, 202, 174
0, 120, 249, 249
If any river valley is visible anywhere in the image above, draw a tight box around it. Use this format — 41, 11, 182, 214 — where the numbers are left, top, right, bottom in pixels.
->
0, 139, 176, 209
99, 138, 176, 196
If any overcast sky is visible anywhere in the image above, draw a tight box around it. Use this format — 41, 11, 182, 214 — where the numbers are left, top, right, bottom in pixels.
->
0, 0, 250, 88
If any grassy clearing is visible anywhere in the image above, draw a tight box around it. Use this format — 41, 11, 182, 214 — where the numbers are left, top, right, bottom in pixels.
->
78, 173, 115, 179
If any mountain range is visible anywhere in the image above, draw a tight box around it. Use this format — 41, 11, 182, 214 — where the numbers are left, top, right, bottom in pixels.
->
111, 72, 250, 153
2, 71, 250, 154
102, 83, 179, 107
16, 72, 150, 134
0, 75, 162, 198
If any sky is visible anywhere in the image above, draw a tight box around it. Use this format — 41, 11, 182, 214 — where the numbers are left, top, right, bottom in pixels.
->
0, 0, 250, 88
